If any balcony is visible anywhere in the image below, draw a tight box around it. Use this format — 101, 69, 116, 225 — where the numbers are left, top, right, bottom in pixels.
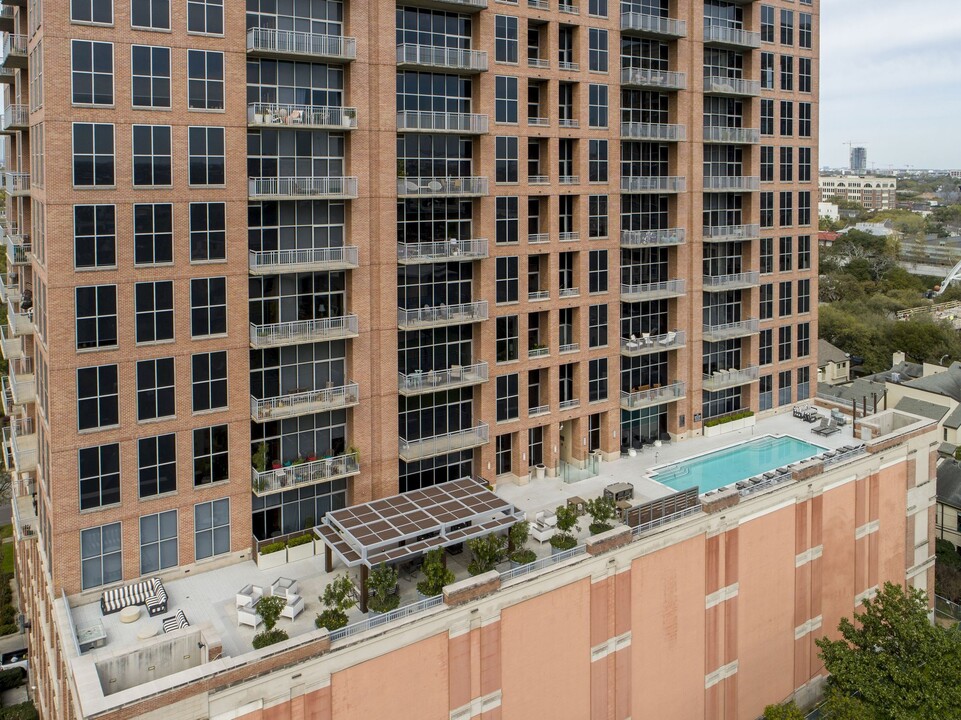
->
251, 382, 359, 422
399, 362, 489, 396
702, 224, 760, 243
0, 272, 19, 303
528, 174, 549, 183
621, 67, 686, 91
559, 287, 579, 299
4, 231, 28, 265
703, 126, 760, 144
249, 246, 359, 274
559, 175, 579, 185
397, 238, 488, 264
397, 301, 488, 330
396, 0, 486, 12
528, 57, 549, 69
559, 232, 579, 243
529, 0, 548, 8
703, 25, 761, 49
528, 117, 549, 127
702, 365, 760, 392
5, 172, 28, 196
3, 417, 36, 474
399, 422, 490, 462
0, 326, 20, 360
248, 103, 358, 130
251, 452, 360, 498
620, 279, 686, 302
559, 343, 579, 355
0, 103, 26, 132
621, 122, 686, 142
248, 177, 358, 201
528, 404, 549, 418
702, 271, 760, 292
7, 301, 32, 337
1, 34, 26, 69
559, 118, 579, 129
0, 377, 12, 416
528, 290, 549, 302
703, 76, 761, 97
702, 318, 759, 342
558, 61, 579, 72
7, 357, 33, 406
0, 7, 12, 33
249, 314, 359, 348
620, 228, 685, 248
620, 12, 686, 38
528, 346, 549, 359
528, 233, 550, 245
559, 398, 580, 411
558, 1, 578, 13
703, 176, 761, 192
397, 111, 488, 134
620, 381, 686, 411
397, 44, 488, 74
398, 176, 488, 198
620, 330, 686, 357
0, 68, 13, 85
246, 28, 356, 62
621, 176, 686, 194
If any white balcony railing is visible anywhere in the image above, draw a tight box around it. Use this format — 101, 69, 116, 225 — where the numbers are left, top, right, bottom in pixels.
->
621, 122, 686, 142
247, 103, 358, 130
528, 117, 549, 127
249, 246, 359, 274
559, 175, 579, 185
703, 176, 761, 192
702, 318, 760, 342
621, 67, 687, 90
7, 300, 32, 337
559, 232, 579, 242
621, 176, 686, 193
397, 110, 488, 134
703, 126, 760, 144
620, 330, 686, 356
703, 25, 762, 49
251, 452, 359, 497
7, 416, 37, 473
703, 76, 762, 97
528, 57, 549, 69
528, 346, 549, 359
528, 290, 549, 302
1, 104, 27, 131
4, 232, 29, 265
8, 357, 33, 406
702, 365, 760, 392
248, 176, 358, 200
621, 381, 686, 410
0, 325, 21, 361
620, 228, 686, 247
5, 172, 29, 195
558, 118, 579, 128
702, 224, 760, 242
620, 12, 687, 37
558, 60, 579, 72
398, 362, 489, 395
399, 422, 490, 462
247, 27, 357, 61
397, 176, 488, 197
397, 301, 488, 329
528, 174, 549, 183
559, 287, 580, 298
251, 382, 359, 422
559, 398, 580, 411
397, 238, 488, 264
397, 44, 488, 73
528, 404, 550, 417
620, 279, 686, 302
528, 233, 550, 244
702, 271, 760, 291
249, 315, 359, 348
559, 343, 579, 354
1, 34, 27, 66
0, 272, 20, 304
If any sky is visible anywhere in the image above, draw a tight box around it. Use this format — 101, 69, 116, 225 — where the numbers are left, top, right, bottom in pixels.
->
820, 0, 961, 170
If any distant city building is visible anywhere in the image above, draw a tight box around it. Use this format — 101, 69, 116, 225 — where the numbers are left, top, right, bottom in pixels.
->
819, 175, 898, 210
844, 221, 896, 238
948, 170, 961, 179
850, 146, 868, 173
819, 202, 840, 221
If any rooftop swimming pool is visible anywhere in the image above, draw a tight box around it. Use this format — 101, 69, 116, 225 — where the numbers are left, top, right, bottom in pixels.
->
650, 435, 825, 494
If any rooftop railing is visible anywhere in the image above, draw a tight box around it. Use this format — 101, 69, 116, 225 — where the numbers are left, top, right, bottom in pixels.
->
249, 315, 359, 348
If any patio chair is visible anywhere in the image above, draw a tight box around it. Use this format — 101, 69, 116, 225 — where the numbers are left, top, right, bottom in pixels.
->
811, 418, 829, 435
627, 334, 640, 351
281, 594, 305, 621
659, 331, 676, 346
237, 604, 262, 629
236, 584, 264, 609
641, 332, 651, 346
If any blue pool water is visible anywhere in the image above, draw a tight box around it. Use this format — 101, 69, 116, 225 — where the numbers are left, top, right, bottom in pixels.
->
651, 435, 825, 493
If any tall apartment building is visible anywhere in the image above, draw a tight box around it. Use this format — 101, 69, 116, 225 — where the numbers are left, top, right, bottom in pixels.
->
0, 0, 818, 716
849, 144, 866, 173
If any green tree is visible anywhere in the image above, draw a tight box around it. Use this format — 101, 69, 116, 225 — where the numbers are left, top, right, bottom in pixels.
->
815, 582, 961, 719
549, 505, 580, 551
467, 533, 507, 575
315, 574, 356, 630
762, 701, 805, 720
585, 496, 616, 534
366, 563, 400, 614
252, 594, 289, 649
416, 548, 454, 596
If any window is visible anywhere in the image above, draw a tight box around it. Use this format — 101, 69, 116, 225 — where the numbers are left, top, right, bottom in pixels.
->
140, 510, 178, 574
799, 57, 812, 93
760, 5, 775, 43
780, 9, 794, 45
798, 278, 811, 314
131, 46, 171, 108
779, 191, 793, 227
496, 196, 518, 244
589, 195, 608, 238
588, 84, 608, 128
780, 100, 793, 136
135, 281, 174, 343
779, 280, 793, 317
79, 443, 120, 510
798, 237, 811, 270
799, 13, 812, 49
798, 147, 812, 182
588, 358, 608, 402
797, 322, 810, 357
496, 136, 518, 183
761, 192, 774, 229
195, 498, 230, 560
780, 55, 793, 91
73, 123, 115, 186
779, 326, 792, 361
760, 146, 774, 182
588, 0, 607, 18
190, 277, 227, 337
760, 283, 773, 320
189, 202, 226, 261
589, 139, 608, 182
193, 425, 228, 486
138, 433, 177, 498
495, 16, 518, 63
191, 351, 228, 413
779, 236, 793, 272
797, 366, 810, 400
187, 50, 224, 110
187, 0, 223, 35
496, 374, 519, 422
496, 256, 519, 303
589, 304, 607, 348
72, 0, 112, 24
761, 99, 774, 136
77, 365, 119, 431
495, 76, 518, 123
588, 29, 608, 72
496, 316, 518, 362
798, 102, 812, 137
81, 523, 122, 590
72, 40, 113, 105
761, 52, 774, 90
778, 370, 792, 406
589, 250, 608, 293
74, 205, 116, 269
132, 0, 171, 31
76, 285, 118, 350
759, 374, 773, 411
132, 125, 172, 186
134, 204, 173, 265
798, 191, 812, 226
137, 357, 176, 421
759, 328, 773, 365
188, 126, 225, 185
760, 238, 773, 274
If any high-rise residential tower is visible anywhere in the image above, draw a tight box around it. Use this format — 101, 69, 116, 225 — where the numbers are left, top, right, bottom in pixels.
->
850, 145, 866, 173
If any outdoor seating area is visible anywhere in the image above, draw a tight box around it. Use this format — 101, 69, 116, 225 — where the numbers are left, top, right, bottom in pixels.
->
161, 610, 189, 634
792, 404, 820, 422
100, 577, 168, 617
812, 417, 841, 436
624, 331, 679, 351
234, 577, 306, 628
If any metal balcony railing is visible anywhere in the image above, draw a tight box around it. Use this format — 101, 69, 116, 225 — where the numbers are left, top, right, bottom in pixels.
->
249, 315, 359, 348
558, 60, 579, 72
403, 0, 487, 11
620, 12, 686, 37
558, 118, 579, 128
528, 174, 549, 183
4, 232, 28, 265
8, 356, 33, 405
620, 228, 685, 247
620, 330, 685, 356
5, 172, 28, 195
703, 126, 760, 144
397, 238, 488, 264
528, 404, 549, 417
559, 398, 580, 410
0, 272, 19, 303
529, 0, 549, 8
528, 233, 549, 244
7, 300, 32, 336
703, 76, 762, 97
0, 34, 26, 67
397, 111, 488, 134
703, 25, 762, 49
528, 57, 549, 69
396, 44, 488, 73
399, 422, 490, 462
559, 232, 579, 242
703, 176, 761, 192
528, 346, 549, 359
249, 246, 358, 274
702, 224, 760, 242
620, 279, 686, 302
620, 381, 686, 410
397, 176, 488, 197
559, 342, 579, 354
558, 2, 578, 13
702, 365, 760, 392
251, 452, 359, 497
528, 117, 549, 127
1, 104, 26, 131
248, 176, 358, 200
397, 301, 488, 329
702, 318, 760, 342
528, 290, 549, 301
0, 325, 20, 361
247, 27, 356, 61
251, 382, 359, 422
7, 416, 36, 473
621, 122, 686, 142
621, 67, 686, 91
621, 176, 686, 193
247, 103, 357, 130
702, 271, 760, 291
559, 287, 579, 298
559, 175, 579, 184
398, 362, 489, 396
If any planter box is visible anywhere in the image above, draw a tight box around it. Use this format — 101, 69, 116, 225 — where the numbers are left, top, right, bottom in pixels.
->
703, 415, 756, 438
286, 541, 315, 563
256, 547, 288, 570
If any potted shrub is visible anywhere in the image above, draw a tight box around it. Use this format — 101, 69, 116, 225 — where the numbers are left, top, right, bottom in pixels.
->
315, 574, 356, 631
416, 548, 454, 599
467, 534, 506, 575
252, 595, 289, 649
509, 521, 536, 567
366, 563, 400, 615
549, 505, 579, 555
585, 496, 617, 535
256, 540, 288, 570
286, 532, 315, 562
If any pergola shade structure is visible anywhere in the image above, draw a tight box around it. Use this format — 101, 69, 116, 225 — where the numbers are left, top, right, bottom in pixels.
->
316, 477, 523, 610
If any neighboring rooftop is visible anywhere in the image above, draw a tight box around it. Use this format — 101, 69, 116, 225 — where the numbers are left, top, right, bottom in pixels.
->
893, 396, 950, 423
900, 361, 961, 401
818, 339, 849, 367
938, 459, 961, 509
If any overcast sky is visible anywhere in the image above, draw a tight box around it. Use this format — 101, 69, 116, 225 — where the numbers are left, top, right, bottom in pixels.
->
820, 0, 961, 170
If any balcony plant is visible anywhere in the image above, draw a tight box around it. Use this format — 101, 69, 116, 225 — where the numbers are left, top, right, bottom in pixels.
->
316, 574, 356, 631
252, 442, 269, 473
508, 521, 536, 566
549, 505, 579, 553
252, 594, 289, 649
366, 562, 400, 614
467, 533, 507, 575
585, 496, 617, 535
416, 548, 454, 598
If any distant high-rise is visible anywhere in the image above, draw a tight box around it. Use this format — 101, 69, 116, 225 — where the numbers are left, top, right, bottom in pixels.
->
851, 146, 868, 173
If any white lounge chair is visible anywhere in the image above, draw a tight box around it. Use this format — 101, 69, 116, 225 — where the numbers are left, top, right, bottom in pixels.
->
236, 584, 264, 609
281, 594, 305, 621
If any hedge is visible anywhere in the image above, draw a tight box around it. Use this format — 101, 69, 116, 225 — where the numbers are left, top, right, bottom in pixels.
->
704, 410, 755, 428
0, 702, 38, 720
287, 534, 313, 548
